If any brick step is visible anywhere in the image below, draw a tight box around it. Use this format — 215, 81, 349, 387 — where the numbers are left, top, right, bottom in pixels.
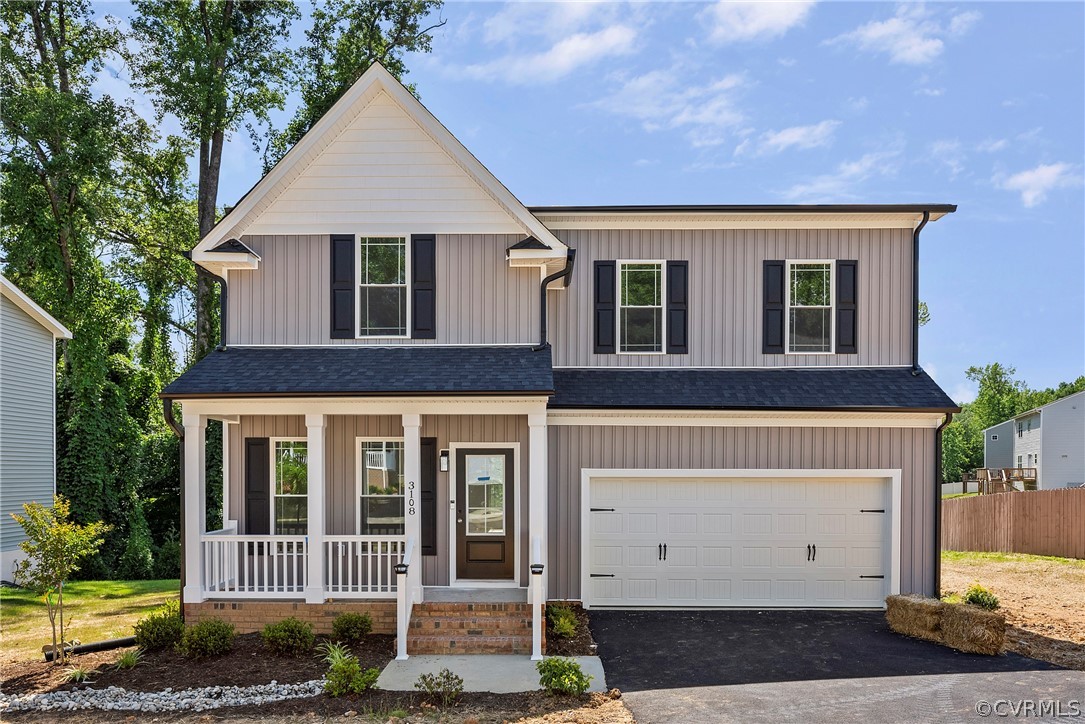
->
408, 635, 532, 655
411, 604, 532, 614
410, 625, 530, 637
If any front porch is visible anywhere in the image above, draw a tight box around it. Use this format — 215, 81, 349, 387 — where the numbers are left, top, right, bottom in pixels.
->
178, 398, 551, 659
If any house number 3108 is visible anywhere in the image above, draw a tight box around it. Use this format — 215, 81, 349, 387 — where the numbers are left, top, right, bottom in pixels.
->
407, 481, 416, 515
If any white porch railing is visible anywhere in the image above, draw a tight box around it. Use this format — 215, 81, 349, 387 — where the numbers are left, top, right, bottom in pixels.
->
324, 536, 405, 598
201, 532, 307, 598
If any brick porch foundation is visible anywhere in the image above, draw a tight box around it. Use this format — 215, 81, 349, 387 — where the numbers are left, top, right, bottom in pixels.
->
183, 600, 397, 635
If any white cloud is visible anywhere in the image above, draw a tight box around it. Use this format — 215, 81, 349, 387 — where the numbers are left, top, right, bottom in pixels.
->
594, 69, 747, 147
459, 25, 637, 84
701, 1, 816, 44
996, 162, 1081, 207
846, 96, 869, 112
781, 149, 902, 202
828, 4, 981, 65
976, 138, 1008, 153
929, 139, 964, 178
737, 120, 841, 156
482, 2, 614, 44
915, 87, 945, 97
949, 381, 978, 405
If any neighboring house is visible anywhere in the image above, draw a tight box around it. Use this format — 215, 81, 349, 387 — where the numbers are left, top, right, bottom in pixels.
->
984, 392, 1085, 489
0, 276, 71, 582
162, 64, 958, 659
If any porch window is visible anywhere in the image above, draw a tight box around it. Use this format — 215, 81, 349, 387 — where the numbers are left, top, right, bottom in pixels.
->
273, 440, 308, 535
357, 440, 405, 535
787, 261, 833, 353
358, 236, 407, 337
618, 261, 664, 353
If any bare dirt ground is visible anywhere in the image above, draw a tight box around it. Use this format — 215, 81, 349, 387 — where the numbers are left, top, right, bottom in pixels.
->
941, 551, 1085, 670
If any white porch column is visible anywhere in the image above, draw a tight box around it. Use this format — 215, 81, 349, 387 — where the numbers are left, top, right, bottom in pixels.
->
402, 414, 422, 596
305, 414, 327, 603
182, 414, 207, 604
528, 412, 549, 572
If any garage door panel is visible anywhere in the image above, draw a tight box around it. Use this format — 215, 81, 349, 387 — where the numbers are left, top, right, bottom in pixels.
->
586, 474, 891, 608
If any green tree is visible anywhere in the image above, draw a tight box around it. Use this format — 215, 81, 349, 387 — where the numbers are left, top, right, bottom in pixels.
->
264, 0, 444, 170
11, 496, 111, 664
965, 363, 1027, 431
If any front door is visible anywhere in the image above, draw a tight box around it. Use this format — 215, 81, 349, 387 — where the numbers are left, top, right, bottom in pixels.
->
455, 448, 515, 580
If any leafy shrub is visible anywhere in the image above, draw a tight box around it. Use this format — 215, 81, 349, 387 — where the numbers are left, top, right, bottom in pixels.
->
262, 617, 315, 656
134, 599, 184, 651
415, 667, 464, 707
117, 505, 155, 580
179, 618, 235, 659
318, 640, 353, 667
963, 584, 1000, 611
536, 657, 592, 696
547, 604, 578, 638
324, 655, 381, 696
332, 611, 372, 642
64, 666, 97, 683
153, 530, 182, 579
114, 649, 143, 670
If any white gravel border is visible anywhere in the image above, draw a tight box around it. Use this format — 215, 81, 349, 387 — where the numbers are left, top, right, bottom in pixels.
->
0, 679, 325, 713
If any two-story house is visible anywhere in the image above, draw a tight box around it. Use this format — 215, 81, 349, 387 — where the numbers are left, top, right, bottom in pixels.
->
163, 64, 958, 660
983, 391, 1085, 489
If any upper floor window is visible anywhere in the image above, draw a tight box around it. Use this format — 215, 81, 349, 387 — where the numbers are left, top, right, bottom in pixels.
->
357, 439, 405, 535
619, 261, 664, 353
273, 440, 308, 535
787, 261, 833, 353
358, 236, 407, 337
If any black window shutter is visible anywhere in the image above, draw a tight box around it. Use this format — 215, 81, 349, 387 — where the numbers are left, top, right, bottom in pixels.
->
593, 260, 616, 354
411, 234, 437, 339
763, 260, 786, 354
420, 437, 437, 555
836, 259, 858, 354
666, 261, 689, 354
244, 438, 270, 535
330, 234, 355, 339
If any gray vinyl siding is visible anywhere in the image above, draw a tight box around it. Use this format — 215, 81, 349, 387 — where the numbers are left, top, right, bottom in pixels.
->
228, 414, 530, 587
226, 234, 539, 346
547, 425, 936, 600
1038, 393, 1085, 489
1013, 413, 1041, 473
549, 228, 913, 367
983, 420, 1014, 468
0, 295, 57, 551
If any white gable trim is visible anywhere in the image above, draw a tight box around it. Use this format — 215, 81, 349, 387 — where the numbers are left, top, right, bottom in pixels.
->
0, 275, 72, 339
194, 63, 565, 257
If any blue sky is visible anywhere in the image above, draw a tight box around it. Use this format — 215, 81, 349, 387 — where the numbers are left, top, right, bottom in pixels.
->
98, 2, 1084, 402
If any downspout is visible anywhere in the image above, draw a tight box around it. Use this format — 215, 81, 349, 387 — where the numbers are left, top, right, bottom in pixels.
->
534, 249, 576, 351
933, 412, 953, 597
911, 211, 930, 376
163, 398, 186, 620
182, 251, 228, 351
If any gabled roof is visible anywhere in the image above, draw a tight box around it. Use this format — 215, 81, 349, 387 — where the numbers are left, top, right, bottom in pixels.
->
193, 63, 566, 256
0, 275, 72, 339
161, 346, 554, 398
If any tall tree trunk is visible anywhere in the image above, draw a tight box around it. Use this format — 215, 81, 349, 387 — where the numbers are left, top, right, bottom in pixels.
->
194, 136, 217, 359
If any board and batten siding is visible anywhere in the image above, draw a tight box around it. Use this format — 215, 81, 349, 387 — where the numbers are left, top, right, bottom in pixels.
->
227, 414, 530, 587
547, 425, 936, 600
548, 227, 914, 367
0, 295, 57, 552
226, 234, 539, 346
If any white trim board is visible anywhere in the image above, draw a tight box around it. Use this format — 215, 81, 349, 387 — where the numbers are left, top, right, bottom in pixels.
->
0, 275, 72, 338
547, 410, 949, 429
579, 467, 903, 610
534, 212, 949, 231
448, 442, 522, 588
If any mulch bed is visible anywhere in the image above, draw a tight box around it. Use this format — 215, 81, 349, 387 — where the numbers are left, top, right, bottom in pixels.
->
544, 603, 596, 657
0, 633, 395, 697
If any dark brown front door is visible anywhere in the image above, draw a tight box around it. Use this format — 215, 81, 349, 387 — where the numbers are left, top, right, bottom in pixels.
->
456, 448, 515, 580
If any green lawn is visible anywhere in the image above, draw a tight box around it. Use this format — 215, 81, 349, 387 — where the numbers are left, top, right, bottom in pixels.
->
0, 579, 179, 662
942, 492, 980, 499
941, 550, 1085, 567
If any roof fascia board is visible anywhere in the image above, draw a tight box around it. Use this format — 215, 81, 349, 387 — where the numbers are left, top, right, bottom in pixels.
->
195, 63, 566, 254
538, 212, 949, 231
0, 275, 73, 339
547, 409, 948, 428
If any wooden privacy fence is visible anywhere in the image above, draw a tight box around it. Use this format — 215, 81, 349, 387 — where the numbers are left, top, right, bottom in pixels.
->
941, 488, 1085, 559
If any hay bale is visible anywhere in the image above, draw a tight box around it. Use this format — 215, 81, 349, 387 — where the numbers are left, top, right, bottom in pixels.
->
885, 595, 944, 643
941, 603, 1006, 655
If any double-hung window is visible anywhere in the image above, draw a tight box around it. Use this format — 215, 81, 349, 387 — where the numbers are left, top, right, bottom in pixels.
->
357, 440, 405, 535
273, 440, 308, 535
358, 236, 407, 337
787, 261, 833, 353
618, 261, 664, 353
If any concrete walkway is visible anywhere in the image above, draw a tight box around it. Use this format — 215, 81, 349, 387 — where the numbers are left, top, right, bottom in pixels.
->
376, 655, 608, 693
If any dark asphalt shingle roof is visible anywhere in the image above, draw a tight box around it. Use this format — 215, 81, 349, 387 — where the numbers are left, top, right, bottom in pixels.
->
506, 236, 550, 251
161, 346, 553, 397
549, 367, 958, 411
208, 238, 258, 255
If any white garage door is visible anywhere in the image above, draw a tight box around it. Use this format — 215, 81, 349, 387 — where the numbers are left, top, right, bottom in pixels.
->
586, 474, 891, 608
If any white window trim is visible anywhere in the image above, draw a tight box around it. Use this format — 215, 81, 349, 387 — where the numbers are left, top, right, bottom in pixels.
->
270, 437, 308, 535
355, 234, 411, 339
354, 437, 406, 537
616, 259, 666, 355
785, 259, 835, 356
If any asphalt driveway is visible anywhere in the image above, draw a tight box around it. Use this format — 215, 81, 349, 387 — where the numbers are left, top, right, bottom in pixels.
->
590, 610, 1084, 723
